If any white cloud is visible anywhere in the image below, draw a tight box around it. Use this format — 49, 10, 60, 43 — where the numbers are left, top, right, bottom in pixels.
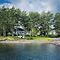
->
0, 0, 60, 13
13, 0, 55, 12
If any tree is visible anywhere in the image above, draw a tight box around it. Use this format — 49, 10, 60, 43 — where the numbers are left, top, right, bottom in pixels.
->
0, 6, 9, 36
0, 6, 21, 36
29, 12, 40, 36
39, 12, 53, 36
54, 13, 60, 36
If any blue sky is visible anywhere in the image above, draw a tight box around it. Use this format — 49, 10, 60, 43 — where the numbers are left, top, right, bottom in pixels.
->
0, 0, 60, 13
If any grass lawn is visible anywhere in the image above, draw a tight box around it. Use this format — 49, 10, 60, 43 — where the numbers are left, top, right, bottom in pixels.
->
0, 36, 22, 41
26, 36, 52, 41
0, 36, 53, 41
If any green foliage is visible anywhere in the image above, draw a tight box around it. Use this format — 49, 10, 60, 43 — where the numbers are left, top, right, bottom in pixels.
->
54, 13, 60, 36
0, 6, 21, 36
0, 6, 59, 37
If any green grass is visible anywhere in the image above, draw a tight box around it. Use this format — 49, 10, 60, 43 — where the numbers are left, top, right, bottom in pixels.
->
26, 36, 52, 41
0, 36, 22, 41
0, 36, 52, 41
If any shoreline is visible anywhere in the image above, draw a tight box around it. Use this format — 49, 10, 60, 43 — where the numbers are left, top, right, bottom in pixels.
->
0, 40, 60, 46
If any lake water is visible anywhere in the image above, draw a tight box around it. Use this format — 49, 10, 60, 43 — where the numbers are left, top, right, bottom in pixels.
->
0, 43, 60, 60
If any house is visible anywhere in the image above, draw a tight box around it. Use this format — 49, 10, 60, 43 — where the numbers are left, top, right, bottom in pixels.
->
13, 21, 26, 38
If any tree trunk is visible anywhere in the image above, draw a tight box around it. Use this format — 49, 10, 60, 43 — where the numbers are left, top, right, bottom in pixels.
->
0, 30, 2, 36
11, 28, 14, 36
3, 26, 6, 36
0, 32, 1, 36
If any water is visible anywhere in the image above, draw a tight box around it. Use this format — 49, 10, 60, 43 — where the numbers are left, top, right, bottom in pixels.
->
0, 43, 60, 60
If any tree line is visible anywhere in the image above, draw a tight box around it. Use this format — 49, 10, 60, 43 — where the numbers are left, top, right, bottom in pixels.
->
0, 6, 60, 37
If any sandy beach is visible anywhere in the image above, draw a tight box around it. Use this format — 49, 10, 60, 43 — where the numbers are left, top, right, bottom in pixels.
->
0, 38, 60, 46
0, 40, 49, 44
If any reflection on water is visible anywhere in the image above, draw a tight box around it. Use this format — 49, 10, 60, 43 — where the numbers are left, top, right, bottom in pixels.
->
0, 43, 60, 60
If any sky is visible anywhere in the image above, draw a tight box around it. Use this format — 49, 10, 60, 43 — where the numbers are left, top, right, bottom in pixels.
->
0, 0, 60, 13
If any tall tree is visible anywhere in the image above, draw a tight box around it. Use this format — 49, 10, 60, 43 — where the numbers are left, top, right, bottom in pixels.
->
54, 13, 60, 36
29, 12, 40, 36
0, 6, 9, 36
39, 12, 53, 36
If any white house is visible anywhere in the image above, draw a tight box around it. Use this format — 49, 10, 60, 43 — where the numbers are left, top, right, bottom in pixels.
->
13, 21, 26, 38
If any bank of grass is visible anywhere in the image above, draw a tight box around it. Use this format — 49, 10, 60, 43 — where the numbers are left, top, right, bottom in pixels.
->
0, 36, 21, 41
0, 36, 52, 41
26, 36, 52, 41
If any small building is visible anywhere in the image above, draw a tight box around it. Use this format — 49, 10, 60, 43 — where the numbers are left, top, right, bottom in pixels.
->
13, 21, 26, 38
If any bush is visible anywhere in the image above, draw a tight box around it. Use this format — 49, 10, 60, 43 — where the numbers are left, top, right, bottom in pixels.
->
7, 32, 12, 36
48, 34, 57, 38
26, 37, 33, 40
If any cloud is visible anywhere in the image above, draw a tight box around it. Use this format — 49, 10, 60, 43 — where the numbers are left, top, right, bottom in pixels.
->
0, 0, 60, 13
15, 0, 53, 12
